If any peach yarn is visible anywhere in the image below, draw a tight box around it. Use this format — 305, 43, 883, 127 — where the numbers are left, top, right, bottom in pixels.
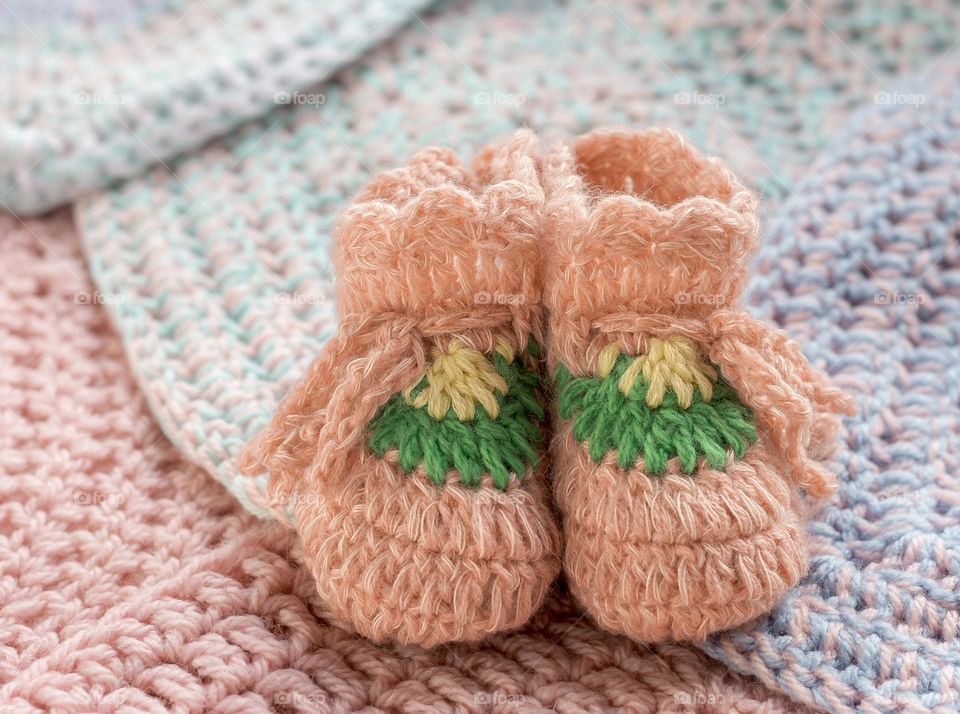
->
241, 131, 562, 648
1, 210, 810, 712
543, 128, 855, 642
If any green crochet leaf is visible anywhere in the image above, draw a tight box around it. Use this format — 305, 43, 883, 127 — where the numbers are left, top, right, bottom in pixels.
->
367, 348, 543, 489
555, 354, 757, 474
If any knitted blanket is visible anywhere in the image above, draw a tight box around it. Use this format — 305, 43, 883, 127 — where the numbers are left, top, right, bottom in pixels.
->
77, 0, 960, 522
0, 0, 430, 215
64, 0, 960, 710
0, 212, 802, 712
702, 66, 960, 713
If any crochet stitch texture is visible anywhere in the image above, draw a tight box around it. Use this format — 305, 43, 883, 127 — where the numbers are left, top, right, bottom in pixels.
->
556, 360, 757, 473
0, 0, 431, 214
66, 1, 960, 707
700, 68, 960, 713
542, 127, 854, 644
76, 0, 959, 524
369, 342, 544, 488
238, 133, 561, 647
0, 211, 807, 712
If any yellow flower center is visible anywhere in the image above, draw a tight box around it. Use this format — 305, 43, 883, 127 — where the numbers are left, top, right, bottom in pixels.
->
403, 338, 511, 420
596, 337, 716, 408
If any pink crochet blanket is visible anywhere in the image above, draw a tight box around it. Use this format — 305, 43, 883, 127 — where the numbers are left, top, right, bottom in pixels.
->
0, 212, 804, 712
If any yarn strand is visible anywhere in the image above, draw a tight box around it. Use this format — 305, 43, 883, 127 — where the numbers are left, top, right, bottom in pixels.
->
239, 320, 425, 503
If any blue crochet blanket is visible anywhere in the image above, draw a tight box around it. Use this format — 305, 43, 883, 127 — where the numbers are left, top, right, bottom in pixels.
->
704, 68, 960, 712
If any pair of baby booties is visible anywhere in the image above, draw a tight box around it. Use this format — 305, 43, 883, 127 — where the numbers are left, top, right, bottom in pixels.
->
240, 128, 854, 648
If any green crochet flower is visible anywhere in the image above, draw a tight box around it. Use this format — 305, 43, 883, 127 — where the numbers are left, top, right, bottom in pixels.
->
368, 347, 543, 489
555, 354, 756, 473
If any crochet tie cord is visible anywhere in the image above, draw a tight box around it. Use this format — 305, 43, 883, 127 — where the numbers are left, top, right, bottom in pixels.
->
0, 0, 431, 214
542, 128, 855, 642
237, 132, 561, 647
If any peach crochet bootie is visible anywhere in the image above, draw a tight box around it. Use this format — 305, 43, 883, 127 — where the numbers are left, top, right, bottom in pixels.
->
542, 128, 854, 642
241, 131, 561, 647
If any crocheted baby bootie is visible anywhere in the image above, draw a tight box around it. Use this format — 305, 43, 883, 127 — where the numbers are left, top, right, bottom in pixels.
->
542, 128, 854, 642
240, 131, 561, 647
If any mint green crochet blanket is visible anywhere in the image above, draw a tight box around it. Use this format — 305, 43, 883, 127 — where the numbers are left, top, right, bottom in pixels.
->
0, 0, 430, 214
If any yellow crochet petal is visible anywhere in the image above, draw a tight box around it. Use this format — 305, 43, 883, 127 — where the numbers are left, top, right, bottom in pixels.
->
404, 339, 509, 421
597, 343, 621, 379
641, 337, 717, 408
494, 337, 516, 363
599, 336, 717, 409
